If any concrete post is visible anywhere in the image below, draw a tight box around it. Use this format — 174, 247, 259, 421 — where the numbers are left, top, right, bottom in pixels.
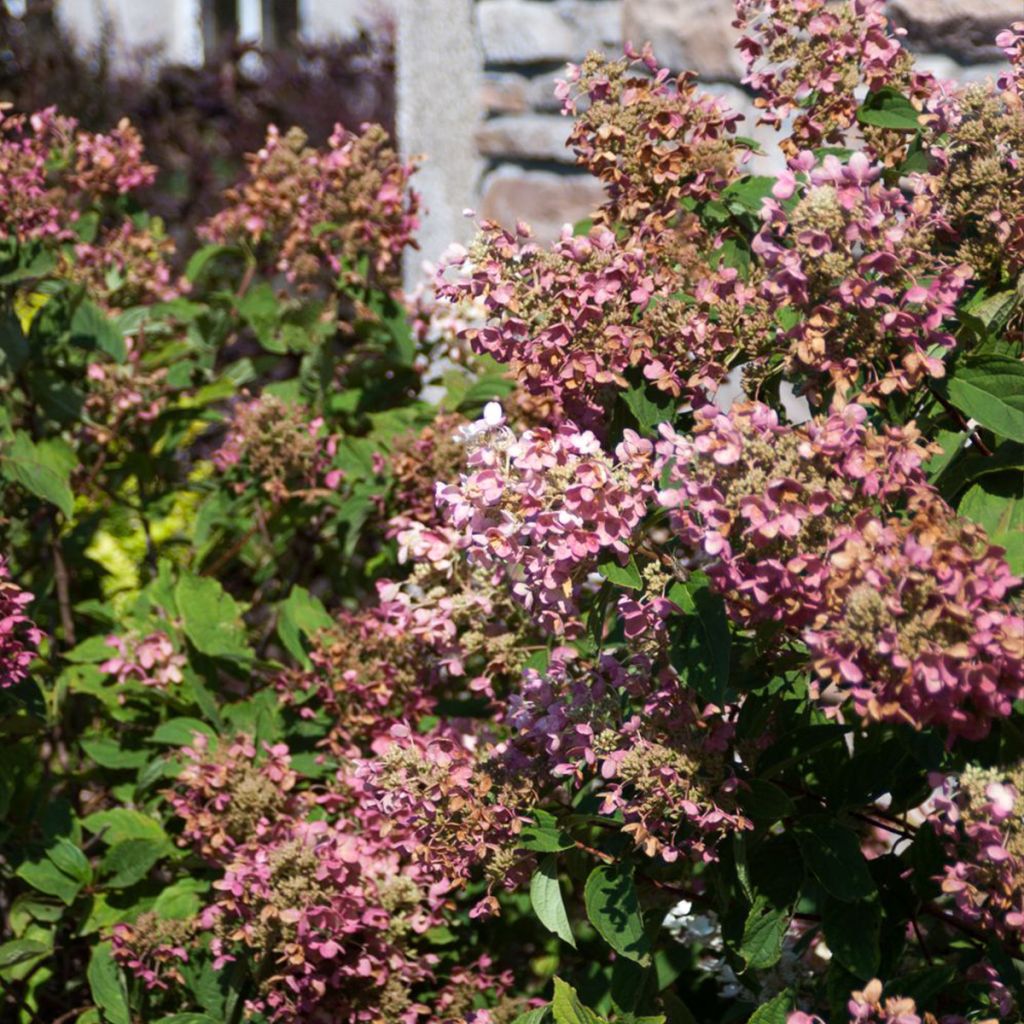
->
396, 0, 484, 287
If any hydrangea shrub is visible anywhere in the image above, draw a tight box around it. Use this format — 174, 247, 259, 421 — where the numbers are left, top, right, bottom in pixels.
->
0, 4, 1023, 1024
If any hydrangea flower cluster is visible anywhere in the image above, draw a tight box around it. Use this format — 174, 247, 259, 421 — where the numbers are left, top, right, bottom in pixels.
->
807, 496, 1023, 739
352, 724, 532, 918
201, 123, 419, 288
0, 557, 42, 688
557, 45, 743, 224
436, 415, 655, 634
788, 980, 928, 1024
505, 648, 745, 863
61, 220, 179, 311
733, 0, 921, 156
930, 763, 1024, 943
113, 732, 515, 1023
100, 630, 186, 691
656, 401, 1022, 737
213, 393, 343, 502
755, 151, 972, 395
0, 106, 154, 245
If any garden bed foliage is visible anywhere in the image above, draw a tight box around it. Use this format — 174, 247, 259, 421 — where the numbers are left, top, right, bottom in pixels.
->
0, 2, 1023, 1024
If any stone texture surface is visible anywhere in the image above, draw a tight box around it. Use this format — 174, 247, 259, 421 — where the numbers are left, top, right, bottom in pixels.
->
889, 0, 1020, 63
477, 0, 622, 64
481, 73, 530, 114
479, 168, 606, 241
622, 0, 743, 80
476, 113, 575, 162
397, 0, 484, 282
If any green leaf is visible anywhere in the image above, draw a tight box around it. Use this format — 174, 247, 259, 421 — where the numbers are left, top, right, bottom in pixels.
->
959, 478, 1024, 574
46, 836, 92, 885
946, 356, 1024, 443
740, 780, 796, 823
668, 577, 732, 704
82, 808, 168, 845
823, 896, 881, 979
155, 1016, 222, 1024
153, 878, 206, 920
2, 431, 74, 517
856, 87, 921, 131
739, 896, 789, 971
511, 1008, 551, 1024
519, 810, 575, 852
584, 863, 651, 965
0, 937, 50, 969
87, 941, 131, 1024
277, 585, 334, 666
72, 300, 127, 363
175, 572, 251, 661
721, 176, 775, 215
623, 382, 675, 434
793, 818, 876, 902
552, 977, 605, 1024
80, 737, 149, 771
598, 555, 643, 590
149, 716, 217, 746
16, 856, 82, 905
64, 636, 118, 664
101, 839, 169, 889
530, 855, 576, 948
746, 991, 792, 1024
185, 243, 237, 283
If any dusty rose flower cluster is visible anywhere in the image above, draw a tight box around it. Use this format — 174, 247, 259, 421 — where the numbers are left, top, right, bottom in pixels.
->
733, 0, 922, 156
112, 731, 516, 1022
213, 393, 343, 502
789, 979, 926, 1024
505, 648, 745, 862
756, 151, 972, 395
930, 764, 1024, 943
100, 630, 186, 691
0, 107, 154, 245
436, 417, 655, 634
201, 123, 419, 289
656, 401, 1022, 738
0, 557, 42, 688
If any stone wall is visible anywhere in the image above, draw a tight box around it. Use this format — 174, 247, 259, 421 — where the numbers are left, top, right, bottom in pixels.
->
468, 0, 1018, 245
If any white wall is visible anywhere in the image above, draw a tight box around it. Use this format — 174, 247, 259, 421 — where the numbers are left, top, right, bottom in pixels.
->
57, 0, 203, 65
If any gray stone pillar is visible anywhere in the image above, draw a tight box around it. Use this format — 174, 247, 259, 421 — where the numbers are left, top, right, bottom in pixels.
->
396, 0, 484, 286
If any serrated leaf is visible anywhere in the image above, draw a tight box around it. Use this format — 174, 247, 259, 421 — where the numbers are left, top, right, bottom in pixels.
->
82, 808, 168, 846
530, 855, 576, 948
746, 990, 792, 1024
598, 555, 643, 590
946, 356, 1024, 443
72, 300, 127, 363
277, 585, 333, 666
623, 382, 675, 434
101, 839, 169, 889
2, 431, 74, 517
149, 716, 217, 746
584, 863, 651, 965
175, 572, 251, 661
552, 977, 604, 1024
80, 737, 149, 771
856, 87, 920, 130
16, 857, 82, 905
46, 837, 92, 885
739, 896, 789, 971
793, 818, 876, 902
87, 941, 131, 1024
511, 1008, 551, 1024
959, 479, 1023, 574
823, 896, 880, 979
0, 937, 50, 968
